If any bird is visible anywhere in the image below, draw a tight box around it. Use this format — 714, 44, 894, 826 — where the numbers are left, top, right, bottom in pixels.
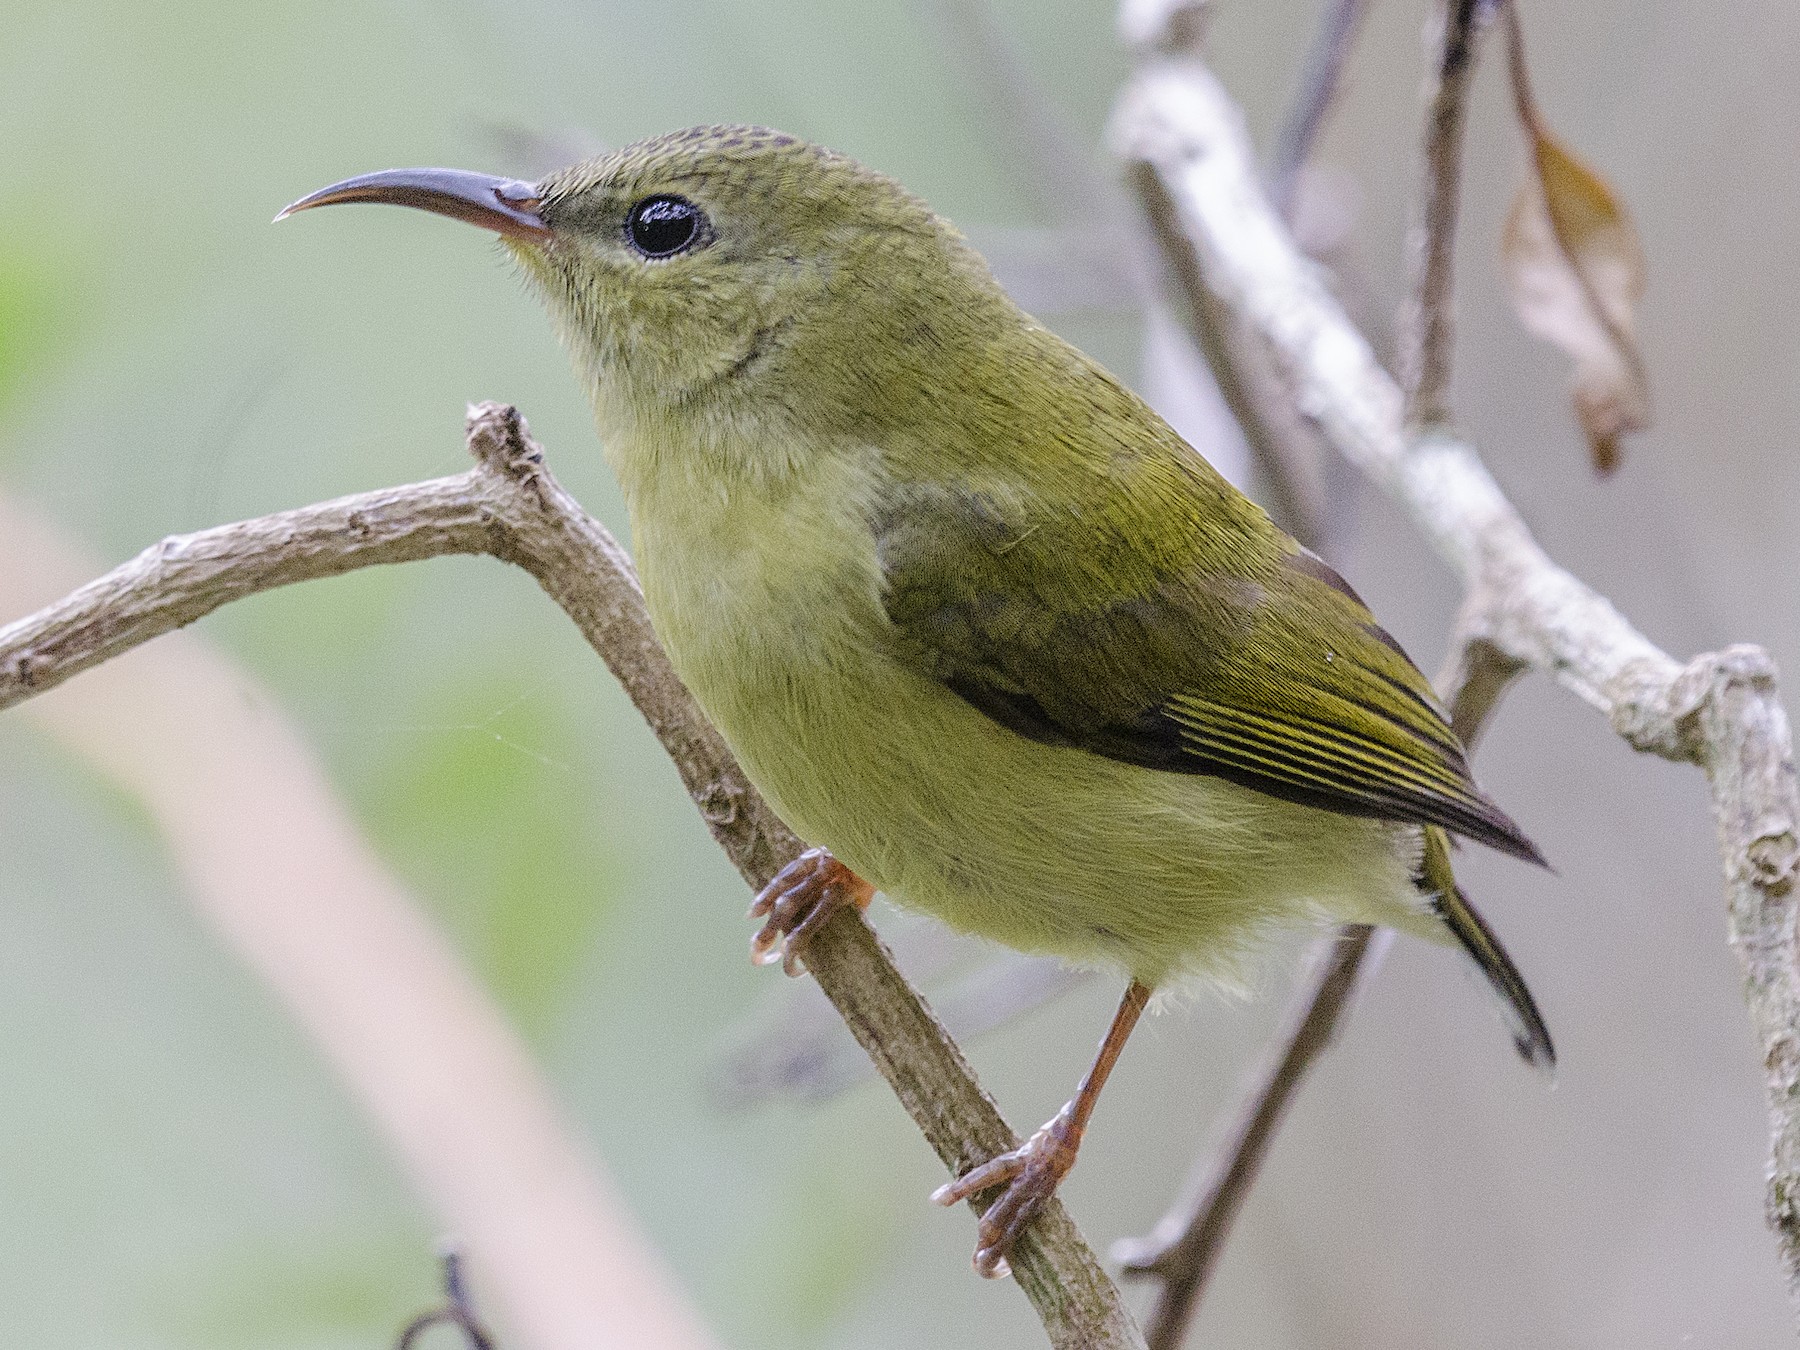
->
278, 124, 1552, 1280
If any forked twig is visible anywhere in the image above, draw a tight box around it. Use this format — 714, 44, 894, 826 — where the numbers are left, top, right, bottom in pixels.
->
395, 1248, 498, 1350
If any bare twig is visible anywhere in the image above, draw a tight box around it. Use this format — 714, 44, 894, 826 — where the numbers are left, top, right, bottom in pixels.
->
1403, 0, 1497, 427
1113, 50, 1800, 1316
1442, 626, 1528, 750
0, 404, 1143, 1350
1109, 14, 1507, 1333
396, 1248, 498, 1350
1113, 623, 1518, 1345
1113, 924, 1374, 1347
1129, 163, 1327, 542
0, 491, 722, 1350
1270, 0, 1373, 215
717, 951, 1093, 1110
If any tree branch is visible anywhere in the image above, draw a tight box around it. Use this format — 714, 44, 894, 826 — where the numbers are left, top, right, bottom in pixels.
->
0, 489, 724, 1350
1112, 51, 1800, 1316
1269, 0, 1372, 217
1402, 0, 1496, 428
1113, 618, 1519, 1346
1129, 160, 1328, 544
0, 403, 1142, 1349
1109, 12, 1510, 1336
1112, 923, 1375, 1347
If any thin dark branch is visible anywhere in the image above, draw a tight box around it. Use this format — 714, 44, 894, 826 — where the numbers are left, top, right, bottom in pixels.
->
1114, 924, 1374, 1348
1498, 0, 1538, 135
1402, 0, 1497, 429
1442, 629, 1528, 750
1129, 162, 1328, 544
395, 1248, 497, 1350
396, 1310, 495, 1350
1270, 0, 1372, 216
1112, 627, 1519, 1347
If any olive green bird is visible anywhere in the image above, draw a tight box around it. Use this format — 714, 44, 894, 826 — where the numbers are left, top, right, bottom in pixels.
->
280, 125, 1552, 1279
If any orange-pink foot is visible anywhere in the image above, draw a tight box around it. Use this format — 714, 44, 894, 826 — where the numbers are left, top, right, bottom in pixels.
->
931, 1104, 1081, 1279
747, 847, 874, 977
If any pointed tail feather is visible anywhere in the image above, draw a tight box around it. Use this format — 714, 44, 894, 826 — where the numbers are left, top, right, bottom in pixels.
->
1418, 827, 1555, 1071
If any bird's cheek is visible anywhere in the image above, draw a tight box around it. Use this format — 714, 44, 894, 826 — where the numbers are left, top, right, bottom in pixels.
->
501, 238, 562, 292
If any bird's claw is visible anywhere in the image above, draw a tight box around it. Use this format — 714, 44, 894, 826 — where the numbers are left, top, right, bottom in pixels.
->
748, 847, 872, 976
931, 1106, 1079, 1279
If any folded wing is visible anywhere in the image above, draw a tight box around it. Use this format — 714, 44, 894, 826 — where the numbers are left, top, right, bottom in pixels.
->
875, 473, 1542, 866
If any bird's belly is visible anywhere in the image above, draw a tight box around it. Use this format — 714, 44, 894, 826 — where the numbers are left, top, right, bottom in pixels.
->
629, 460, 1420, 986
660, 580, 1417, 985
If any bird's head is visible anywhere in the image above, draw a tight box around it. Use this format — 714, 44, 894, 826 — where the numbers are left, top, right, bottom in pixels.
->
280, 125, 1007, 451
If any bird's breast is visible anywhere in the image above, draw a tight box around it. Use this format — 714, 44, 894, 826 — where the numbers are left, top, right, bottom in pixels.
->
622, 432, 900, 807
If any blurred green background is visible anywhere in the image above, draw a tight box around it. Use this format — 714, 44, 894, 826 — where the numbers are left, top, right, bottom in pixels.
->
4, 0, 1798, 1346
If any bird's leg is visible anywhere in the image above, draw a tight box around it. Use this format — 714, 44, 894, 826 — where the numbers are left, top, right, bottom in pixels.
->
747, 846, 875, 977
933, 980, 1151, 1278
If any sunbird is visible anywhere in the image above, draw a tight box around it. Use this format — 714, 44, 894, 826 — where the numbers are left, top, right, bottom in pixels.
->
280, 125, 1551, 1279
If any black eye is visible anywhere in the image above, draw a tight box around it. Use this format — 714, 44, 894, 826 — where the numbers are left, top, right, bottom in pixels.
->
626, 195, 704, 257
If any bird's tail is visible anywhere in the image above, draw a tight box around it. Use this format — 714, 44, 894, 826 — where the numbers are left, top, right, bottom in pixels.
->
1417, 826, 1555, 1072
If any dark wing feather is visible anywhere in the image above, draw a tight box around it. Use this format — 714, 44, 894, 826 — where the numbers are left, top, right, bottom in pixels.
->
875, 475, 1543, 866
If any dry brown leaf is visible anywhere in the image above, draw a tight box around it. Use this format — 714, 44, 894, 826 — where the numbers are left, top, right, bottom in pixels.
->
1500, 4, 1648, 474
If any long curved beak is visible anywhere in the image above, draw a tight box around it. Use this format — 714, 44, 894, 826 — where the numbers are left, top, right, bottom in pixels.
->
275, 167, 552, 242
